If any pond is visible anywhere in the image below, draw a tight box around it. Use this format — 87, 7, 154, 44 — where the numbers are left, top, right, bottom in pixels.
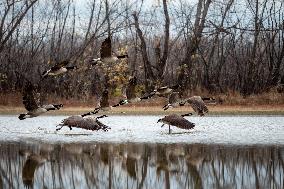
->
0, 115, 283, 188
0, 142, 283, 189
0, 115, 283, 144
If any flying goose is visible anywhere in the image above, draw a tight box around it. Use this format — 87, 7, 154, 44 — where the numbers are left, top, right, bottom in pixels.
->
111, 76, 156, 107
56, 110, 110, 131
95, 87, 131, 111
125, 75, 140, 103
157, 113, 195, 134
163, 93, 213, 116
140, 84, 180, 100
18, 81, 63, 120
162, 92, 184, 110
42, 60, 77, 78
96, 88, 113, 111
90, 37, 128, 65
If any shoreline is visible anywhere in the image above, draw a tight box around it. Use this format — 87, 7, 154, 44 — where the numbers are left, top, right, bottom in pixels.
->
1, 105, 284, 115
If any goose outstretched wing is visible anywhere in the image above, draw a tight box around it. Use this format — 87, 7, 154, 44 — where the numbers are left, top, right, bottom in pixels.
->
163, 114, 195, 130
100, 37, 112, 58
187, 96, 208, 116
168, 92, 181, 104
22, 82, 40, 111
126, 76, 137, 99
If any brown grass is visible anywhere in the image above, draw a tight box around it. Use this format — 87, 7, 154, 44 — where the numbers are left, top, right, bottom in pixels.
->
1, 104, 284, 115
1, 92, 284, 115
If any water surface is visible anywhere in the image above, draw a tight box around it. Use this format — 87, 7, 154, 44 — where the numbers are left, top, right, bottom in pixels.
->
0, 142, 283, 189
0, 115, 283, 145
0, 115, 284, 188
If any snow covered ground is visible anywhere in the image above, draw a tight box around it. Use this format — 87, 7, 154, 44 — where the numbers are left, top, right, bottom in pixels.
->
0, 115, 284, 145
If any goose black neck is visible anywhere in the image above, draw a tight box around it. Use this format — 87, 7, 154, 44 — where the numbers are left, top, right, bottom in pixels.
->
66, 66, 76, 70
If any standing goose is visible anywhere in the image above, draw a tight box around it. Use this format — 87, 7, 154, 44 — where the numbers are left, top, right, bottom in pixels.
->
157, 113, 195, 134
91, 37, 128, 65
56, 110, 110, 131
18, 81, 63, 120
42, 60, 77, 78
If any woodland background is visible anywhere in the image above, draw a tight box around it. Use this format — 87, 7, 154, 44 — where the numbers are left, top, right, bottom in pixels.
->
0, 0, 283, 106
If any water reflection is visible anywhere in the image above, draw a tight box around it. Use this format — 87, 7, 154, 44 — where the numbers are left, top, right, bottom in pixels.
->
0, 142, 283, 189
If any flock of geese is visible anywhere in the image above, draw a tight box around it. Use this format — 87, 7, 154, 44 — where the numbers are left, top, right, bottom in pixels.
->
18, 36, 215, 134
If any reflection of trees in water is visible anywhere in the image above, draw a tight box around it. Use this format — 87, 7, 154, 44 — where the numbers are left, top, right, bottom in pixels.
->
0, 142, 283, 189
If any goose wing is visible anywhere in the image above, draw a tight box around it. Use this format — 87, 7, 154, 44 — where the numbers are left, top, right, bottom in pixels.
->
168, 92, 181, 104
126, 76, 137, 99
163, 114, 195, 130
187, 96, 208, 115
77, 118, 106, 131
22, 82, 40, 111
100, 37, 112, 58
100, 89, 110, 108
51, 60, 69, 71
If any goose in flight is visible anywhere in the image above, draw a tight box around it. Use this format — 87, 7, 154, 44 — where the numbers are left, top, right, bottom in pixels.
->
148, 84, 180, 98
56, 110, 110, 131
157, 113, 195, 134
163, 93, 213, 116
18, 81, 63, 120
90, 37, 128, 65
110, 76, 155, 107
42, 60, 77, 78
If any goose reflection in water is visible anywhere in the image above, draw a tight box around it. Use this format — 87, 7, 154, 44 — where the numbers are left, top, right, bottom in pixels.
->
0, 143, 282, 189
21, 152, 46, 188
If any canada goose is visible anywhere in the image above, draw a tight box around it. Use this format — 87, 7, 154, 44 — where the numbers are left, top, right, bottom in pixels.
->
18, 81, 63, 120
184, 96, 209, 116
22, 153, 46, 187
94, 89, 129, 112
91, 37, 128, 65
95, 91, 128, 111
163, 93, 212, 116
162, 92, 184, 110
151, 84, 180, 98
56, 110, 110, 131
125, 75, 140, 103
157, 113, 195, 134
42, 60, 77, 78
111, 76, 157, 107
96, 88, 113, 111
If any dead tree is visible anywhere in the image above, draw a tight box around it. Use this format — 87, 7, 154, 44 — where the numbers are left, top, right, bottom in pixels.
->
177, 0, 212, 95
0, 0, 39, 54
132, 12, 156, 92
